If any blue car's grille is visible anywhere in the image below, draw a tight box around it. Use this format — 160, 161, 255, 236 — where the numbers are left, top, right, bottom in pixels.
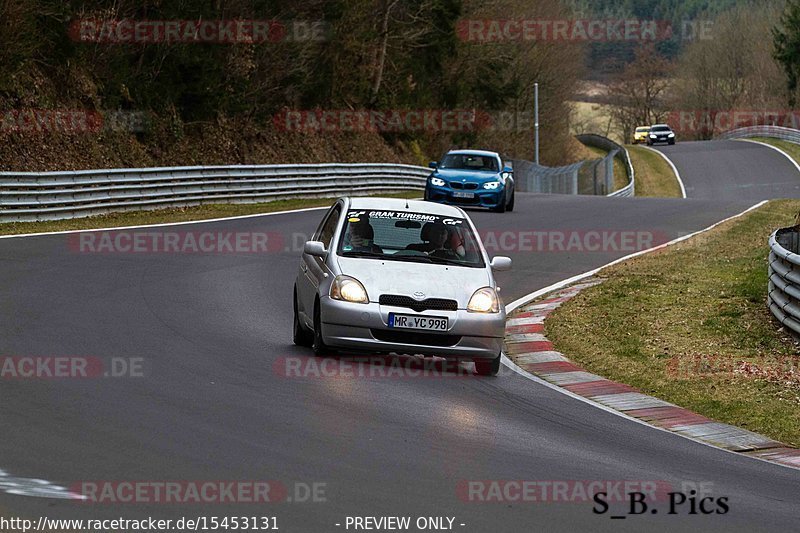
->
450, 182, 479, 190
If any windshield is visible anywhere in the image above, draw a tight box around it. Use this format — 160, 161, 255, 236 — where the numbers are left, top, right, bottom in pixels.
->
651, 125, 671, 132
636, 127, 650, 132
439, 153, 499, 172
337, 209, 485, 267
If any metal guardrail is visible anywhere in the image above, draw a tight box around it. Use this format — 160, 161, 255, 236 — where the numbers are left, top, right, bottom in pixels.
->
0, 143, 640, 223
575, 134, 636, 198
717, 125, 800, 143
0, 163, 431, 223
509, 159, 583, 194
768, 226, 800, 336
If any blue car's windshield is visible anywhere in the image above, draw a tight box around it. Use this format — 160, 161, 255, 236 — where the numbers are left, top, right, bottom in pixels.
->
439, 154, 499, 172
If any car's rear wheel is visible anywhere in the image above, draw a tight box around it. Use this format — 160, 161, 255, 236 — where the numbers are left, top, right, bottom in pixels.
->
475, 353, 501, 376
293, 286, 313, 347
312, 299, 336, 357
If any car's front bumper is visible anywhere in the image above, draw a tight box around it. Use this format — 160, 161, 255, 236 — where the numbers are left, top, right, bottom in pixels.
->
425, 185, 504, 209
319, 296, 505, 361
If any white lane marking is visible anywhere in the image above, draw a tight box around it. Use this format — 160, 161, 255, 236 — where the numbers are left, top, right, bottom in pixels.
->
0, 469, 85, 500
501, 198, 800, 471
0, 205, 330, 240
639, 145, 687, 198
504, 199, 767, 314
736, 138, 800, 175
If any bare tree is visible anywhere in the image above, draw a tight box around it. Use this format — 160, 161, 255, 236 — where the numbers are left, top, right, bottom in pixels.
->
607, 46, 672, 143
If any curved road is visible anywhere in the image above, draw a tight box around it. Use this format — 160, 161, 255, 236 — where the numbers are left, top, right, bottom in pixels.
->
1, 141, 799, 532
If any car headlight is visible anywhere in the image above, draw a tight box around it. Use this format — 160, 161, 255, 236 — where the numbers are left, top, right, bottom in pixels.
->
330, 275, 369, 304
467, 287, 500, 313
430, 177, 446, 187
668, 132, 675, 137
649, 134, 657, 138
483, 181, 500, 190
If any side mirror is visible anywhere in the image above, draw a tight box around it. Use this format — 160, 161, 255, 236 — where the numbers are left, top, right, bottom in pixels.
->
490, 256, 512, 272
303, 241, 327, 257
428, 161, 438, 169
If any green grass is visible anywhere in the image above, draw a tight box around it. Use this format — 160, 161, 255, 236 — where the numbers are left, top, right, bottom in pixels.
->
545, 200, 800, 445
0, 192, 420, 236
628, 145, 683, 198
578, 146, 628, 194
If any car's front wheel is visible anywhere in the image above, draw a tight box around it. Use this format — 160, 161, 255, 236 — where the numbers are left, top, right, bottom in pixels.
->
507, 188, 515, 212
312, 299, 336, 357
492, 191, 507, 213
293, 286, 313, 347
475, 353, 501, 376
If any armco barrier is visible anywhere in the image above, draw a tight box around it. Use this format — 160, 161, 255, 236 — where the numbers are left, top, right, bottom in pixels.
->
717, 125, 800, 143
509, 159, 583, 195
575, 134, 635, 198
0, 163, 431, 223
768, 226, 800, 336
0, 148, 637, 223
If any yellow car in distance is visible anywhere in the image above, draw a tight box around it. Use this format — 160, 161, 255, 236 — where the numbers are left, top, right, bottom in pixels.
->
633, 126, 650, 144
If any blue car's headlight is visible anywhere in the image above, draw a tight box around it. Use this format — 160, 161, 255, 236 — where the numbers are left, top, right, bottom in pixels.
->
483, 181, 500, 190
430, 177, 446, 187
668, 132, 675, 137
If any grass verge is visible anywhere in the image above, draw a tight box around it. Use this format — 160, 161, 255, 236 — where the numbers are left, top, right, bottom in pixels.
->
578, 146, 628, 194
0, 192, 420, 236
628, 145, 682, 198
545, 199, 800, 446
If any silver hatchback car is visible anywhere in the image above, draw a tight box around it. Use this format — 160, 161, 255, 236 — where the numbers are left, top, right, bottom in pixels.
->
293, 197, 512, 376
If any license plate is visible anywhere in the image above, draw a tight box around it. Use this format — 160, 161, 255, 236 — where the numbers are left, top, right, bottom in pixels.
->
452, 191, 474, 199
388, 313, 448, 331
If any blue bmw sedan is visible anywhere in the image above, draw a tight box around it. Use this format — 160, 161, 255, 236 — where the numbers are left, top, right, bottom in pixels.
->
424, 150, 515, 213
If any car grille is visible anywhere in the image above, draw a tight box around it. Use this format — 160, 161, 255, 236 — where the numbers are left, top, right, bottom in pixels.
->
371, 329, 461, 346
450, 182, 479, 190
448, 195, 480, 204
379, 294, 458, 312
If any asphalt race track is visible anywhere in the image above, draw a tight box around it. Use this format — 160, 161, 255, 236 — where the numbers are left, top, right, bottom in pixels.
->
1, 141, 800, 532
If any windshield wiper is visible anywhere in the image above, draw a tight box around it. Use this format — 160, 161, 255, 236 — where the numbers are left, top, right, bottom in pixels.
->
425, 255, 468, 266
340, 251, 434, 263
340, 251, 385, 258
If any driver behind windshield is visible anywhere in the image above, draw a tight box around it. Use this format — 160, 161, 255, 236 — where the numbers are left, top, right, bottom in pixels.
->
344, 219, 383, 253
426, 223, 462, 259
